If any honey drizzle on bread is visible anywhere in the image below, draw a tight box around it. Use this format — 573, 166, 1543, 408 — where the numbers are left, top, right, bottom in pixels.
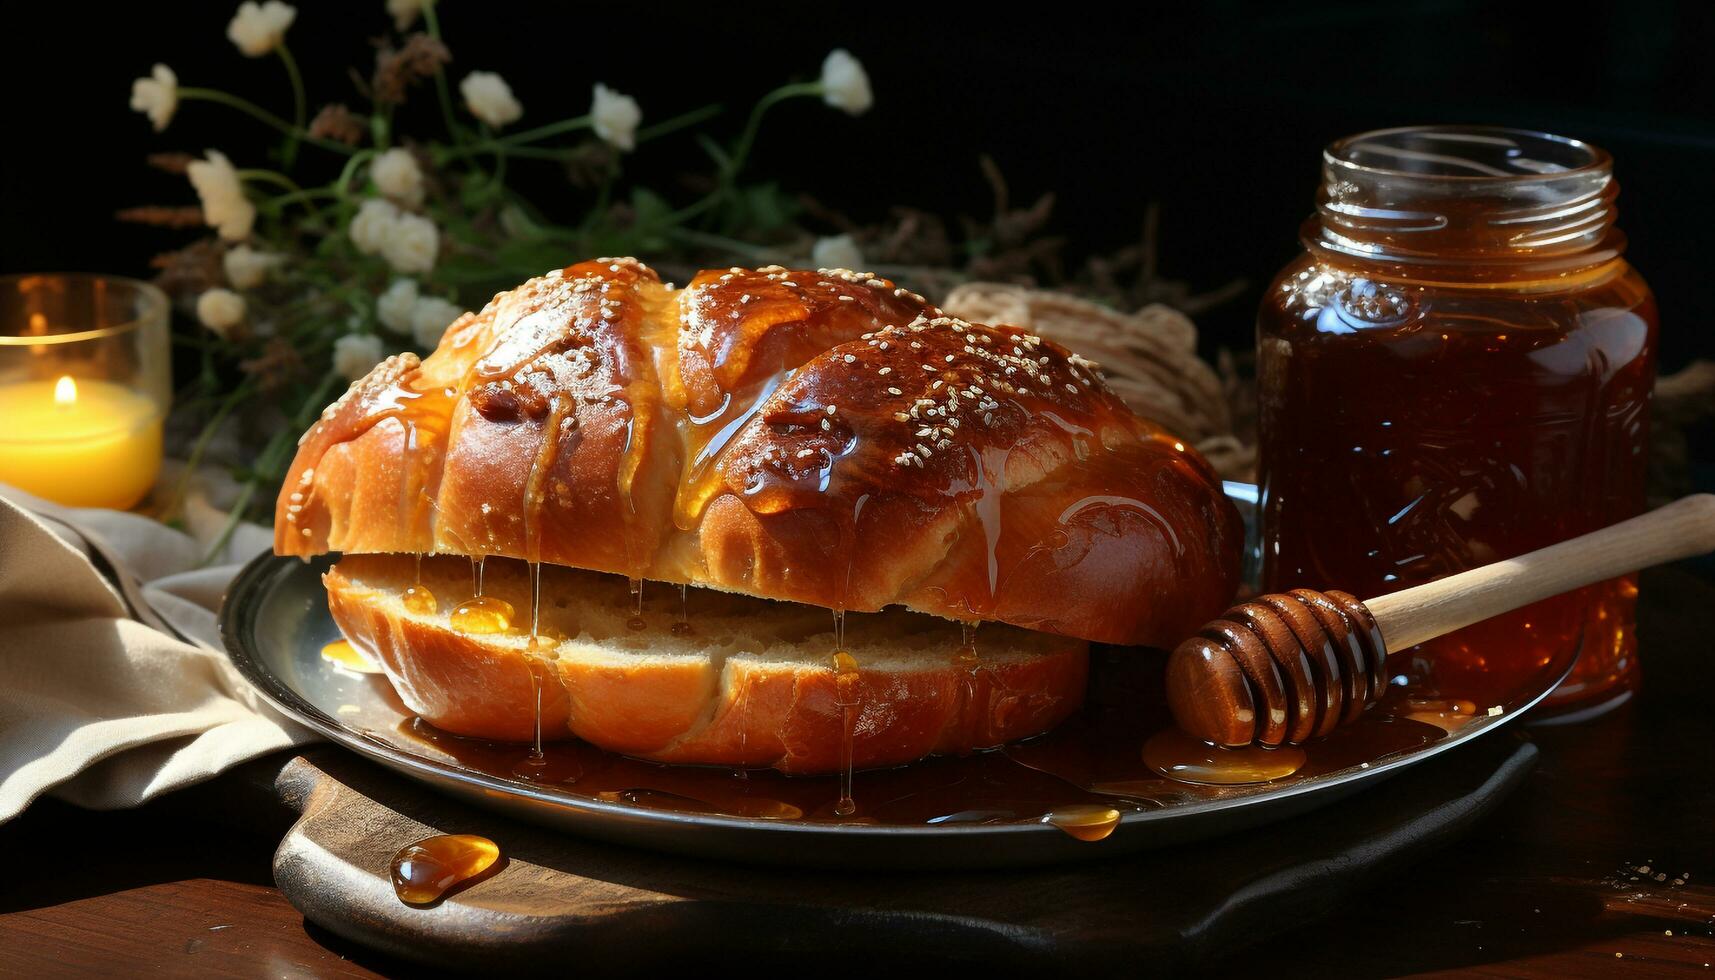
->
278, 259, 1242, 649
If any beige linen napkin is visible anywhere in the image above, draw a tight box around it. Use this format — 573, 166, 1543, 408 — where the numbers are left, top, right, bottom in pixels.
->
0, 481, 316, 823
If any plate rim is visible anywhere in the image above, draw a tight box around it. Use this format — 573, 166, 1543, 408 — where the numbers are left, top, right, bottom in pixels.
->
220, 549, 1568, 843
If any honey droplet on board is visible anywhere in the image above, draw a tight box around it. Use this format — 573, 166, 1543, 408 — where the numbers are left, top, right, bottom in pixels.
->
451, 595, 516, 634
320, 639, 381, 674
1141, 729, 1307, 785
1042, 805, 1123, 842
401, 584, 438, 615
390, 834, 500, 906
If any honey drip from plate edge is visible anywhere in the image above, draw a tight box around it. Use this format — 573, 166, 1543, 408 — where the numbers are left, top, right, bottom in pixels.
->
390, 834, 501, 906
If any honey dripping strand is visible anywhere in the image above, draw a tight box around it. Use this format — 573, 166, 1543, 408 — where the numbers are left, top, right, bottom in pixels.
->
525, 560, 545, 765
832, 609, 858, 817
519, 392, 566, 763
957, 620, 979, 671
671, 583, 692, 636
627, 578, 645, 631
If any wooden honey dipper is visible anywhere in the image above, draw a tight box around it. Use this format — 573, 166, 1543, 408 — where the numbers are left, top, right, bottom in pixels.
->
1166, 494, 1715, 748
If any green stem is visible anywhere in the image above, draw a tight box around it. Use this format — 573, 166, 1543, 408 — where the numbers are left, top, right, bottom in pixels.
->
419, 1, 461, 139
666, 193, 720, 225
169, 382, 253, 522
439, 141, 572, 161
666, 226, 779, 259
637, 103, 723, 143
334, 148, 377, 200
722, 82, 820, 185
491, 139, 508, 189
493, 115, 592, 147
200, 371, 338, 565
236, 168, 303, 193
275, 44, 307, 168
581, 158, 619, 232
666, 83, 818, 228
178, 88, 354, 155
262, 186, 340, 213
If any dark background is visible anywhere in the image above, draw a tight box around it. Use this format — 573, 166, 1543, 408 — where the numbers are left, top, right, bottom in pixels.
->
3, 0, 1711, 472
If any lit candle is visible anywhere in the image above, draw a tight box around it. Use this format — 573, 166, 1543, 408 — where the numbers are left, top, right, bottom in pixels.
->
0, 374, 164, 509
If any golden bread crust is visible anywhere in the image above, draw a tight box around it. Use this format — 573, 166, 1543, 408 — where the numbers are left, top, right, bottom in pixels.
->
279, 259, 1241, 647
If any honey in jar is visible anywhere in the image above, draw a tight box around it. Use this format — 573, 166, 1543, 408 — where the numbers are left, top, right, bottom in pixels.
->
1258, 126, 1657, 716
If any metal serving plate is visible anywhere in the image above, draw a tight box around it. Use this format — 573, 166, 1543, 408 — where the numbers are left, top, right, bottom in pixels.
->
220, 482, 1571, 870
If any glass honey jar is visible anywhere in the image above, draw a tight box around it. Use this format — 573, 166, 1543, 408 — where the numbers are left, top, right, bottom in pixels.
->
1258, 126, 1657, 717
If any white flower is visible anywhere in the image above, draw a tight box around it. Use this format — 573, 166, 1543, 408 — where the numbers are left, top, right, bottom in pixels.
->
333, 333, 385, 382
371, 147, 425, 206
129, 64, 178, 132
460, 71, 522, 129
196, 288, 246, 337
811, 234, 864, 272
381, 211, 439, 274
376, 278, 419, 333
819, 49, 872, 116
409, 295, 464, 349
590, 83, 641, 152
386, 0, 424, 30
187, 150, 255, 241
227, 1, 297, 58
222, 245, 282, 289
348, 197, 400, 256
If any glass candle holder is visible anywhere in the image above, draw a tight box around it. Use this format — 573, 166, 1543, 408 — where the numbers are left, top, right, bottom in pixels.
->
0, 273, 171, 510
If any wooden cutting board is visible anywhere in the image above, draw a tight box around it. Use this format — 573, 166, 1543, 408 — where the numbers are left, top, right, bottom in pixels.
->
259, 734, 1537, 969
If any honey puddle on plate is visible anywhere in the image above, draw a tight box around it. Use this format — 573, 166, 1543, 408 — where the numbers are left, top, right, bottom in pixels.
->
368, 648, 1458, 845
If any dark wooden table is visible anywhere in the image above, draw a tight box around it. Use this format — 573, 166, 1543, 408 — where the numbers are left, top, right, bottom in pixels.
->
4, 566, 1712, 977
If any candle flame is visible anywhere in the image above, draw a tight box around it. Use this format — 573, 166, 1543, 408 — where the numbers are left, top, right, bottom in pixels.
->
53, 375, 77, 405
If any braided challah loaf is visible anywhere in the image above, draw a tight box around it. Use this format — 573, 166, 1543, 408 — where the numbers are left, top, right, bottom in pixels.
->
277, 259, 1241, 771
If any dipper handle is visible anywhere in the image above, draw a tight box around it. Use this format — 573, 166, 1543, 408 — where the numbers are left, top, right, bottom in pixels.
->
1367, 493, 1715, 651
1167, 494, 1715, 748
